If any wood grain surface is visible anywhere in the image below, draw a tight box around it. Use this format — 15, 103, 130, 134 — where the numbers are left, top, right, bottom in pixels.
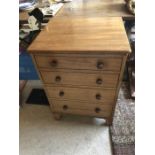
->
56, 0, 134, 19
28, 17, 131, 53
20, 0, 134, 21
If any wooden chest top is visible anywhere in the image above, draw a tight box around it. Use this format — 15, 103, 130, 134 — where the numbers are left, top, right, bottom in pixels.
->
28, 17, 131, 53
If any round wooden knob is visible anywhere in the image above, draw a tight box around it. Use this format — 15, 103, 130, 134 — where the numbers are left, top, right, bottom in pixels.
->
59, 91, 64, 97
96, 78, 103, 85
97, 61, 104, 69
50, 60, 58, 67
95, 107, 101, 113
96, 93, 101, 100
63, 105, 68, 110
55, 76, 61, 82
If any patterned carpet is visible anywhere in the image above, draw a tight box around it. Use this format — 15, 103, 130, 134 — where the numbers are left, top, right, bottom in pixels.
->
110, 82, 135, 155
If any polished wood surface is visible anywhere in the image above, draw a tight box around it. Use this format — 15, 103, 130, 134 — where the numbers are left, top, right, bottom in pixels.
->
28, 17, 131, 53
57, 0, 134, 19
35, 54, 123, 71
20, 0, 134, 21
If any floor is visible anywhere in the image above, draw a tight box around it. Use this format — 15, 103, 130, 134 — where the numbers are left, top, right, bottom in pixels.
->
19, 80, 112, 155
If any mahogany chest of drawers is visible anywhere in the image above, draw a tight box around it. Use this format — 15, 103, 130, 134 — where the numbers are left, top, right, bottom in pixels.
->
28, 17, 131, 125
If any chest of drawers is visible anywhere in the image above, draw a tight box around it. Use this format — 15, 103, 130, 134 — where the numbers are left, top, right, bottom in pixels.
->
28, 17, 131, 125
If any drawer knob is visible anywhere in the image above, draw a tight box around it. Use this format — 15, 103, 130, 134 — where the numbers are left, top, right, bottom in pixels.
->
59, 91, 64, 97
95, 107, 101, 113
55, 76, 61, 82
50, 60, 58, 67
96, 78, 103, 85
96, 93, 101, 100
97, 61, 104, 69
63, 105, 68, 110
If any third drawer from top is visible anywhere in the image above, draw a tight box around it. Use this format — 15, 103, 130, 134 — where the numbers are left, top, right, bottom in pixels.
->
45, 86, 116, 104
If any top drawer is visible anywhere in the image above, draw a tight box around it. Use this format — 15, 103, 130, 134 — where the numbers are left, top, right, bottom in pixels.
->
35, 55, 122, 71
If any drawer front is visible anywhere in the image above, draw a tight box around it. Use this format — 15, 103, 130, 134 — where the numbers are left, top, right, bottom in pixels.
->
40, 71, 119, 88
50, 100, 112, 117
46, 86, 115, 104
35, 55, 122, 71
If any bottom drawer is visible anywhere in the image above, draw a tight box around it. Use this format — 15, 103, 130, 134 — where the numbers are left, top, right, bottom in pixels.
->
50, 100, 113, 118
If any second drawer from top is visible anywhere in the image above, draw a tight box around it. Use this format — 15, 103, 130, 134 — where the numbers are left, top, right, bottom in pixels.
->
40, 70, 119, 88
